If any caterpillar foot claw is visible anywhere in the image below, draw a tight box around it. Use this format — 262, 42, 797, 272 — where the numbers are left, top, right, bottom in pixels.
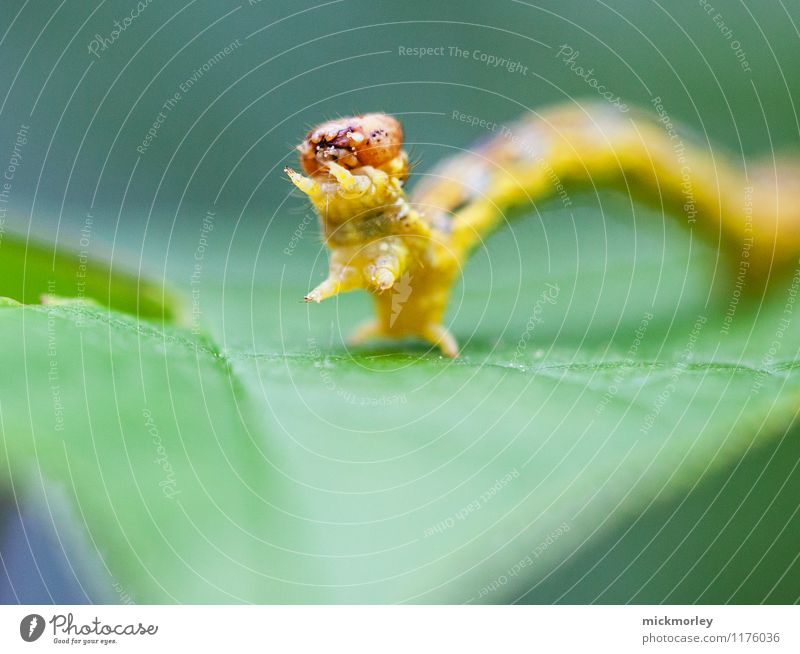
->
305, 279, 341, 303
285, 166, 323, 197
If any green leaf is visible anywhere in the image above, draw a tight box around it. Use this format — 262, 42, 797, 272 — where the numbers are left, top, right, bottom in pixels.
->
2, 197, 800, 602
0, 233, 182, 322
0, 302, 324, 602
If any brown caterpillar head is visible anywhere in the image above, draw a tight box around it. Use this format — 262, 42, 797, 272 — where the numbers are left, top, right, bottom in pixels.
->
298, 113, 403, 175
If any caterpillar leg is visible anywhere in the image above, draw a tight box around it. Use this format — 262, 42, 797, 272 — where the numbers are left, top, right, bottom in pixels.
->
347, 318, 384, 345
347, 318, 458, 357
285, 166, 324, 197
305, 277, 344, 303
421, 323, 459, 358
325, 161, 371, 195
305, 259, 362, 303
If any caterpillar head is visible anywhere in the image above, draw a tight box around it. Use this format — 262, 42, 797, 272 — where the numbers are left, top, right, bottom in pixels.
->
285, 113, 415, 233
297, 113, 404, 176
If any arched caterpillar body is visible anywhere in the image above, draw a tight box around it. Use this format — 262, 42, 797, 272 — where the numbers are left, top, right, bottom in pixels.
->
285, 102, 800, 356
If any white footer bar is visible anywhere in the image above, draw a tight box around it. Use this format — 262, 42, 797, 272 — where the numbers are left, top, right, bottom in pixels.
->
1, 605, 796, 652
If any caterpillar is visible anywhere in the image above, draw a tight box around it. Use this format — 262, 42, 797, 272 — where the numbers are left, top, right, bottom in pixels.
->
285, 102, 800, 357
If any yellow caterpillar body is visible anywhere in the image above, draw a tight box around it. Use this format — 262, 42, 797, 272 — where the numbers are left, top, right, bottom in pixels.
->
286, 102, 800, 356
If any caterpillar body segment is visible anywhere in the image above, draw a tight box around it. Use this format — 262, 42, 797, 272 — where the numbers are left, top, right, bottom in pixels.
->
288, 102, 800, 356
414, 103, 800, 269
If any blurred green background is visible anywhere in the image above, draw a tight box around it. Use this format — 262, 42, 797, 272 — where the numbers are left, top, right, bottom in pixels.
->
3, 0, 798, 248
1, 0, 799, 604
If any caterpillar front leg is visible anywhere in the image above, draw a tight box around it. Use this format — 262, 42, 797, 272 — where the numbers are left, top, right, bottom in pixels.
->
304, 249, 363, 303
421, 323, 459, 358
305, 236, 412, 303
304, 275, 353, 303
285, 166, 324, 198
